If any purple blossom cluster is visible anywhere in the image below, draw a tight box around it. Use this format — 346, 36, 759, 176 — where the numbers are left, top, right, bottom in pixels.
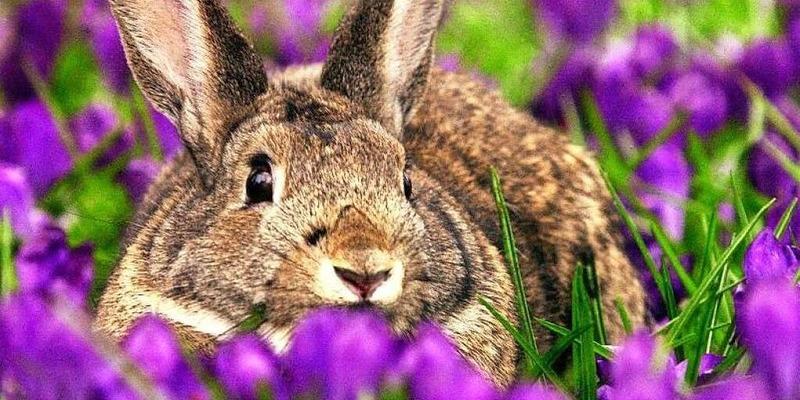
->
531, 0, 800, 319
0, 273, 567, 399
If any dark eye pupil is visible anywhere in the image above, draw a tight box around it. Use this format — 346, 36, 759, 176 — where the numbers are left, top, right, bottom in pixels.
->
403, 172, 412, 200
246, 165, 274, 204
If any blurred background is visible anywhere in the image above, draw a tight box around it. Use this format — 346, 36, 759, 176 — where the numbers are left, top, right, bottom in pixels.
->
1, 0, 799, 322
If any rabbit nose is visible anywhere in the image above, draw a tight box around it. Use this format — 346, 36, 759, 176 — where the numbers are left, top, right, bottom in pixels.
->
333, 267, 390, 299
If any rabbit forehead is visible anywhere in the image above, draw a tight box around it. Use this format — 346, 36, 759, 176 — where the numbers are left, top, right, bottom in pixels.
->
225, 109, 406, 192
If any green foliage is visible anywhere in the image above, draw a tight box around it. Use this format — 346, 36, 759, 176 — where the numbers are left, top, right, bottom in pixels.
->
438, 0, 539, 106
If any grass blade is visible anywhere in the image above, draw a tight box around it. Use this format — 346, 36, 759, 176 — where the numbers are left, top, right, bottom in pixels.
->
479, 298, 567, 390
0, 211, 16, 296
542, 323, 594, 367
730, 174, 750, 236
774, 197, 798, 239
659, 257, 679, 321
490, 167, 537, 354
650, 221, 696, 295
667, 199, 775, 344
614, 297, 633, 335
602, 172, 673, 314
535, 318, 614, 359
583, 255, 608, 345
572, 264, 598, 400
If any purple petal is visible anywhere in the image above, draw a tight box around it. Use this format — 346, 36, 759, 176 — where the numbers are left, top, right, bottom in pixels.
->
284, 308, 400, 399
0, 162, 50, 239
212, 334, 287, 400
629, 25, 679, 80
601, 331, 680, 400
743, 229, 799, 283
1, 101, 72, 197
81, 0, 130, 94
399, 324, 500, 400
748, 131, 798, 200
504, 383, 567, 400
530, 47, 595, 124
739, 280, 800, 399
69, 103, 131, 167
0, 293, 138, 400
150, 108, 182, 159
737, 38, 796, 98
117, 157, 160, 203
122, 315, 210, 400
667, 70, 727, 136
14, 225, 94, 307
691, 376, 771, 400
534, 0, 616, 43
635, 144, 691, 239
0, 0, 66, 104
271, 0, 330, 65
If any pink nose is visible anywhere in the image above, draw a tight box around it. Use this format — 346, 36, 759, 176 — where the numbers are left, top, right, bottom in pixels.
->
334, 267, 390, 299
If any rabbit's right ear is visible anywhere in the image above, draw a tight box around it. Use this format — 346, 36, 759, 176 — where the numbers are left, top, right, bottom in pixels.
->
109, 0, 267, 187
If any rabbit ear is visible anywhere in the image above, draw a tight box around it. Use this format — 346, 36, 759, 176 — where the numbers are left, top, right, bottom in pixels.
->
109, 0, 267, 186
321, 0, 444, 138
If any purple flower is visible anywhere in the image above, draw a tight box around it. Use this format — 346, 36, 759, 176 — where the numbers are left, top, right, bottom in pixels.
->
117, 157, 159, 203
674, 353, 722, 384
743, 229, 799, 283
81, 0, 130, 94
628, 25, 679, 80
634, 144, 691, 240
248, 4, 270, 37
691, 376, 770, 400
122, 315, 210, 400
737, 38, 796, 98
399, 324, 500, 400
284, 308, 400, 399
748, 131, 797, 200
504, 383, 566, 400
0, 162, 49, 239
789, 18, 800, 61
530, 47, 595, 124
0, 0, 66, 104
592, 48, 676, 145
271, 0, 330, 65
599, 331, 679, 400
150, 107, 182, 159
666, 70, 727, 136
1, 100, 72, 197
738, 279, 800, 399
688, 54, 748, 123
211, 334, 287, 400
14, 225, 93, 307
533, 0, 616, 44
0, 293, 139, 400
69, 103, 132, 167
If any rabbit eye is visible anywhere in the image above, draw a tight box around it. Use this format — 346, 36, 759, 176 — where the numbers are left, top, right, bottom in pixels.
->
403, 170, 412, 200
246, 155, 274, 204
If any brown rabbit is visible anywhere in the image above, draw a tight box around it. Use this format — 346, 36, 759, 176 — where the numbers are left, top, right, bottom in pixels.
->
95, 0, 647, 386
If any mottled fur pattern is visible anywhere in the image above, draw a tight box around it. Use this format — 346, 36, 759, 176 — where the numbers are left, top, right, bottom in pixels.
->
96, 0, 646, 386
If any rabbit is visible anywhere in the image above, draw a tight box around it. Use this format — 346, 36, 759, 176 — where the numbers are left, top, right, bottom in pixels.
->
95, 0, 648, 386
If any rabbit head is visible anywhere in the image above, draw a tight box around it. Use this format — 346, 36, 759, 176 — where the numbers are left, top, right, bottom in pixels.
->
107, 0, 511, 345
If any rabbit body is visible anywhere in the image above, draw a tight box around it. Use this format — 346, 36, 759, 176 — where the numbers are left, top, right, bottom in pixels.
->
96, 0, 647, 386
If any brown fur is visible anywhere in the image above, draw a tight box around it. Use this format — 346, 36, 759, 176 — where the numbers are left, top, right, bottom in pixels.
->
95, 0, 646, 387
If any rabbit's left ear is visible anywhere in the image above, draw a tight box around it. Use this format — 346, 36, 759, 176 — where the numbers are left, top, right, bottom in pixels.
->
321, 0, 445, 138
